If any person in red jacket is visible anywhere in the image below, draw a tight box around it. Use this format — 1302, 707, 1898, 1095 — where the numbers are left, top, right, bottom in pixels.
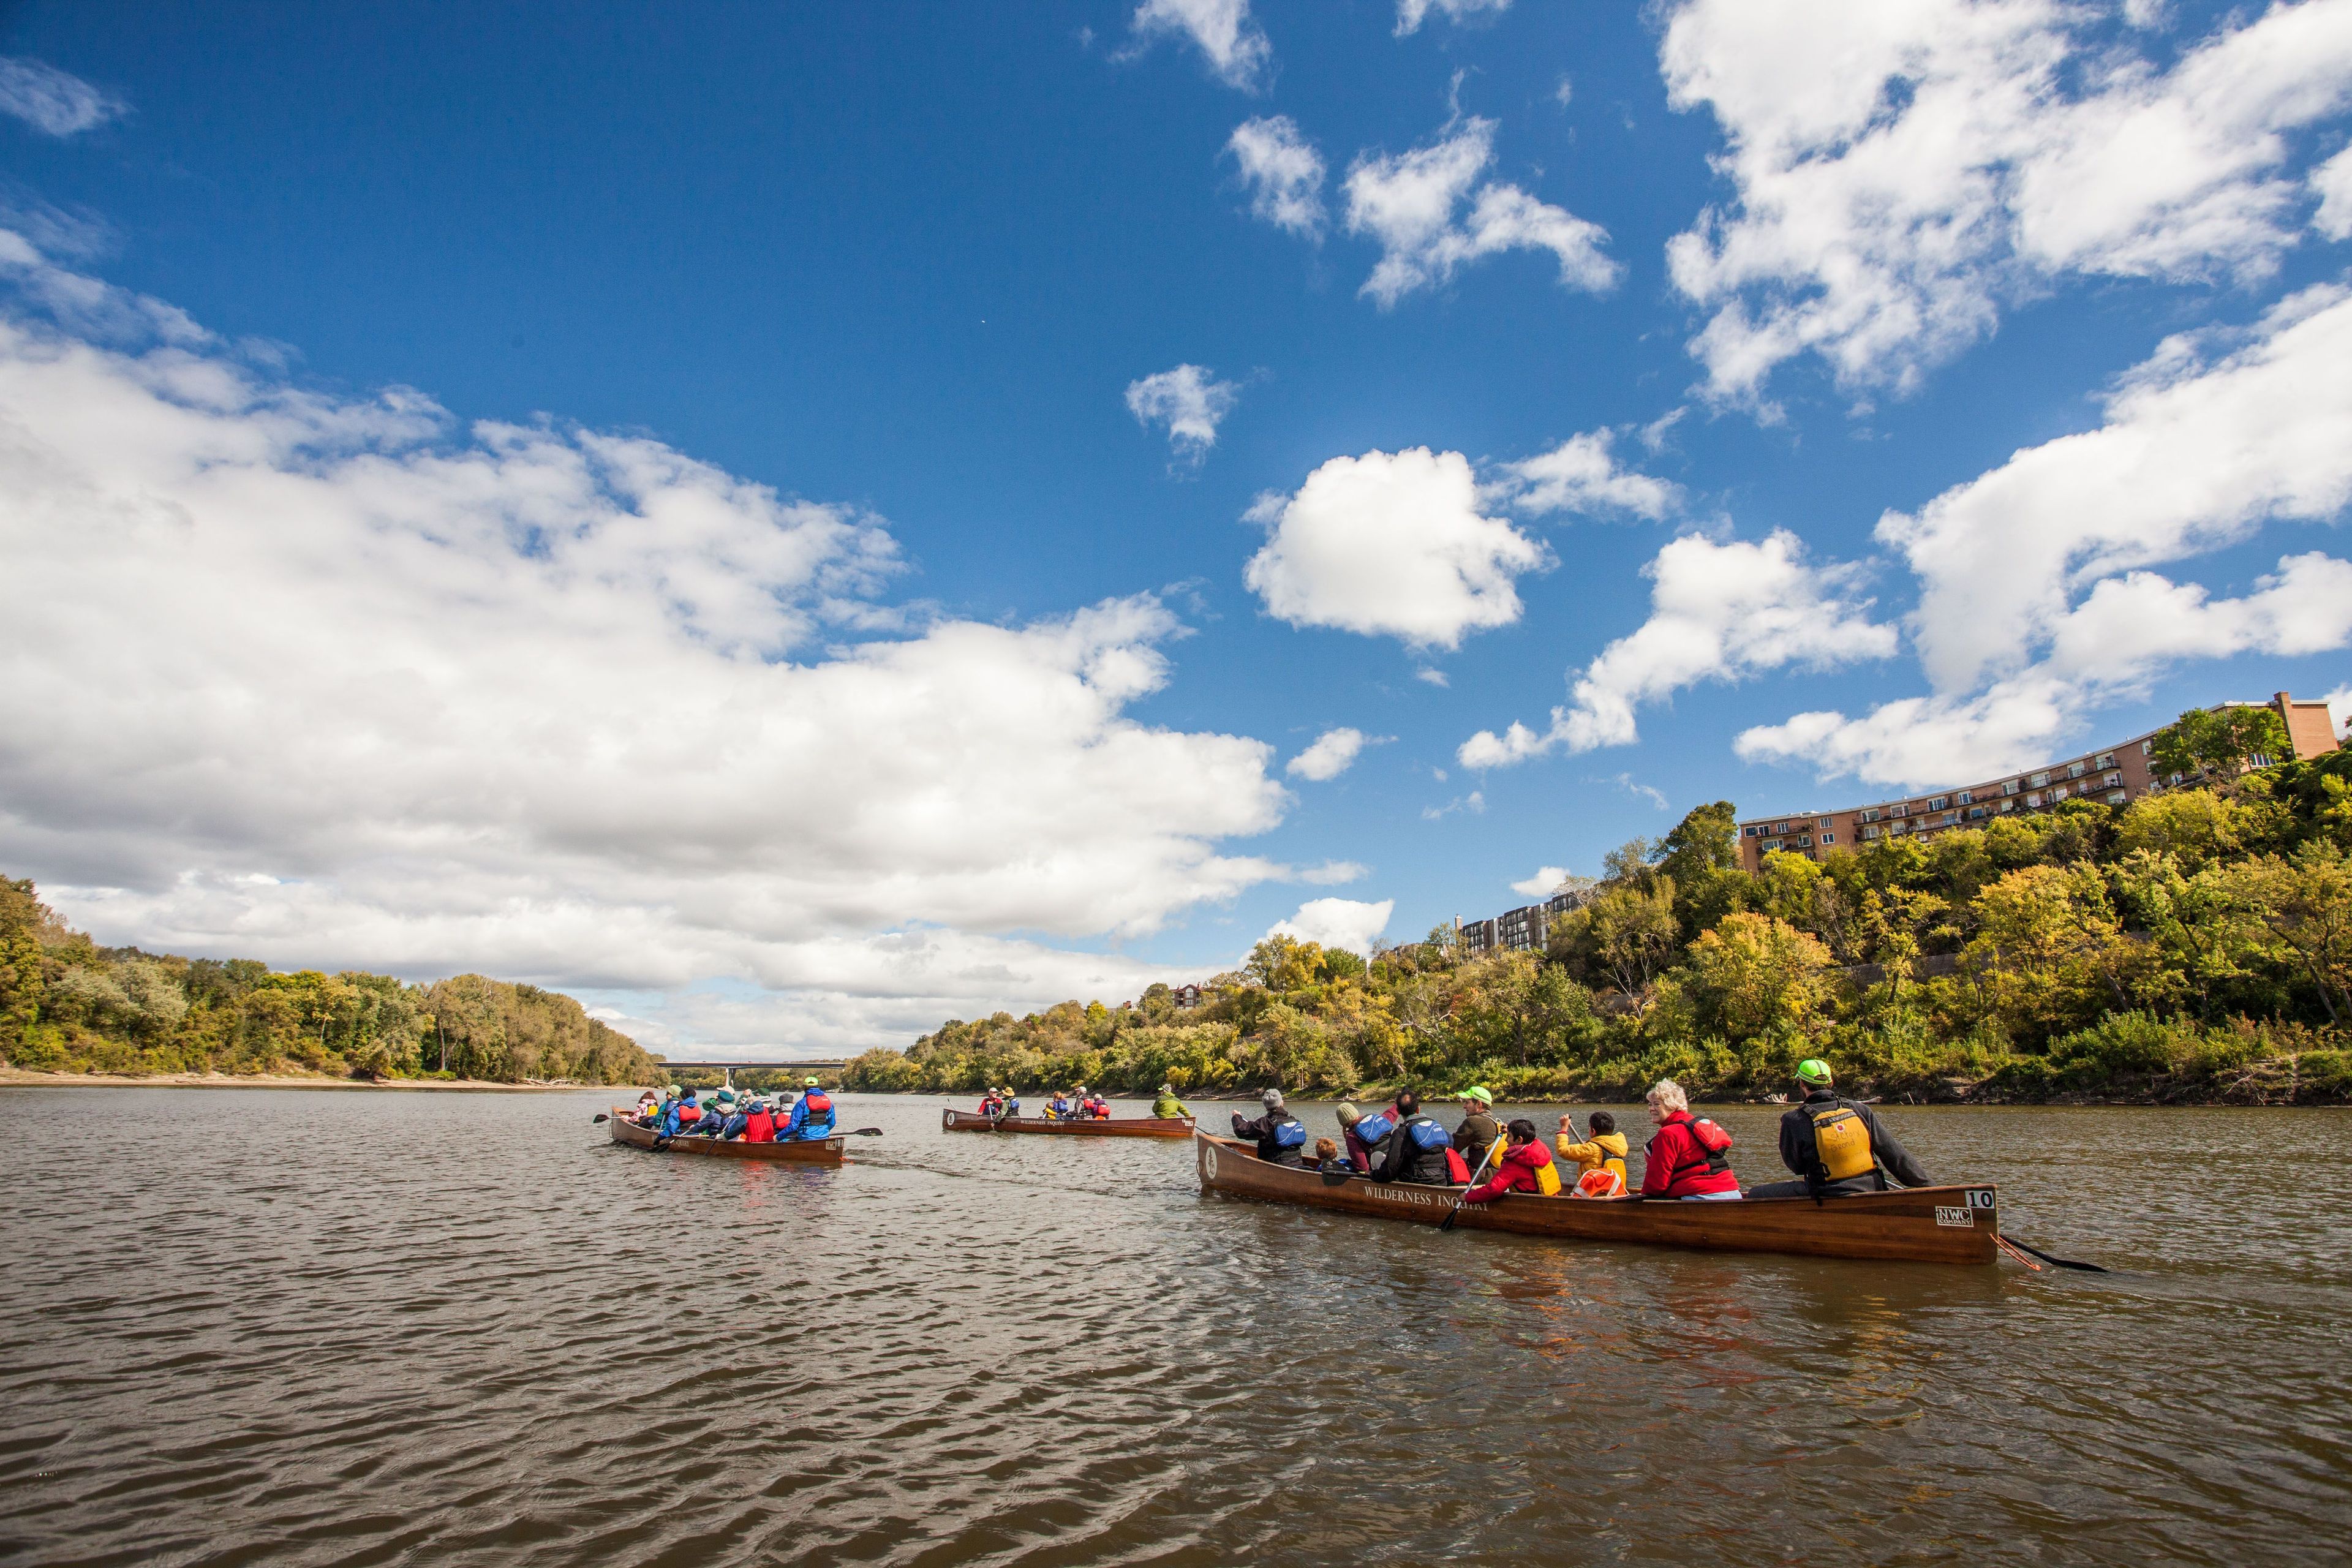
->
740, 1098, 778, 1143
1463, 1119, 1562, 1203
1640, 1079, 1743, 1200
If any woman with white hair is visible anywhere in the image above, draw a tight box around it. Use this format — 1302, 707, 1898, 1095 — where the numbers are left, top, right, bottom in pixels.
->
1640, 1079, 1742, 1200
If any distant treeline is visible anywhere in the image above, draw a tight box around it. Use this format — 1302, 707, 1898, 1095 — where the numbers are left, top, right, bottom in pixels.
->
0, 879, 663, 1084
848, 714, 2352, 1105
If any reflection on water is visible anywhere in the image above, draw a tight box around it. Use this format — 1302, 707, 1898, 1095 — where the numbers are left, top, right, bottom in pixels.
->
2, 1090, 2348, 1566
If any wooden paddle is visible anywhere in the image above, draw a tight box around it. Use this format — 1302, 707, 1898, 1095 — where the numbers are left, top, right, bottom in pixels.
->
1438, 1142, 1501, 1233
2003, 1234, 2108, 1272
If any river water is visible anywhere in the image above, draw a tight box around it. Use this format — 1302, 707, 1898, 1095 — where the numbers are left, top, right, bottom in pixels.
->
2, 1089, 2348, 1566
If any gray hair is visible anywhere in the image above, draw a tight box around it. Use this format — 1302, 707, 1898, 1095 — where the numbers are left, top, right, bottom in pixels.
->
1646, 1079, 1689, 1114
1261, 1088, 1286, 1109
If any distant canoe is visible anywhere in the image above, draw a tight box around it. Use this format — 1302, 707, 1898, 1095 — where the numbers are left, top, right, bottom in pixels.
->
942, 1109, 1195, 1139
1193, 1134, 1998, 1265
608, 1112, 846, 1166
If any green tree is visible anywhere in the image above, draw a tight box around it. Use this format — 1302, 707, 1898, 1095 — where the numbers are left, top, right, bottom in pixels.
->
2152, 705, 2292, 792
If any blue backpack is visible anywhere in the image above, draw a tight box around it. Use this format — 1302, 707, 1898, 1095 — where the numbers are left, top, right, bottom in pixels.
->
1273, 1117, 1306, 1149
1404, 1117, 1450, 1152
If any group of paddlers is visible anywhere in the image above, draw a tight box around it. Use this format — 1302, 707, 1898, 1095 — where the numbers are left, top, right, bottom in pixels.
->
625, 1082, 839, 1142
1226, 1058, 1932, 1204
973, 1084, 1126, 1120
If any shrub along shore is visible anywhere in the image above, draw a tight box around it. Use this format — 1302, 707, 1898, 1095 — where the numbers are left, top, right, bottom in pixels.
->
0, 880, 662, 1086
848, 733, 2352, 1107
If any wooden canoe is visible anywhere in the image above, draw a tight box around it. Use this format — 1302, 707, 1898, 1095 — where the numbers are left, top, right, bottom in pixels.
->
608, 1111, 846, 1166
942, 1108, 1195, 1139
1193, 1134, 1999, 1265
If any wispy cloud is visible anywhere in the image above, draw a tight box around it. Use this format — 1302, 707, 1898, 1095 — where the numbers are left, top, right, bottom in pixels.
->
1125, 363, 1242, 467
0, 57, 125, 138
1287, 726, 1385, 781
1129, 0, 1272, 92
1227, 116, 1327, 238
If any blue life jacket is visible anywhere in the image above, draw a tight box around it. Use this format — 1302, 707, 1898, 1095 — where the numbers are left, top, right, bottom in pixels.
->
1273, 1117, 1307, 1149
789, 1091, 837, 1140
1352, 1110, 1397, 1145
1403, 1116, 1450, 1152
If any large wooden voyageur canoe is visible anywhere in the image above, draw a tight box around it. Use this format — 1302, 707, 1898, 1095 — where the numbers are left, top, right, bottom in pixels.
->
943, 1108, 1195, 1139
608, 1111, 847, 1166
1194, 1134, 1998, 1264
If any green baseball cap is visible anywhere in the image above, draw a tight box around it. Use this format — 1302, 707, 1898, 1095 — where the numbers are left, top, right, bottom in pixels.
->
1461, 1086, 1494, 1106
1795, 1058, 1834, 1087
805, 1076, 821, 1087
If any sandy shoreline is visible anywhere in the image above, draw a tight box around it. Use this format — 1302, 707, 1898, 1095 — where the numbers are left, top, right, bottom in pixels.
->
0, 1069, 608, 1092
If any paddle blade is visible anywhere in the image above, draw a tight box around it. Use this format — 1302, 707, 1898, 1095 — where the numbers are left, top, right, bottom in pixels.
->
591, 1113, 609, 1123
2011, 1235, 2108, 1272
848, 1126, 884, 1136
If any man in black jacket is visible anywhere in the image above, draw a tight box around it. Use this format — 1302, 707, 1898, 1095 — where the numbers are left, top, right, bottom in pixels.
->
1231, 1089, 1308, 1166
1746, 1058, 1934, 1199
1376, 1091, 1457, 1184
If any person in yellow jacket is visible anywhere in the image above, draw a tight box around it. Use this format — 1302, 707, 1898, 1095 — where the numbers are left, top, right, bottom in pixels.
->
1556, 1109, 1632, 1197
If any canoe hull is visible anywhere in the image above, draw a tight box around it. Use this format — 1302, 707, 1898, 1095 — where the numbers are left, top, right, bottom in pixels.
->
1194, 1134, 1997, 1265
609, 1112, 846, 1165
942, 1109, 1194, 1138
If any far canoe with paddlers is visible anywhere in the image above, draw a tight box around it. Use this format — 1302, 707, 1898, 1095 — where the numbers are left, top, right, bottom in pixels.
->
943, 1107, 1195, 1139
1193, 1133, 2005, 1265
600, 1110, 875, 1166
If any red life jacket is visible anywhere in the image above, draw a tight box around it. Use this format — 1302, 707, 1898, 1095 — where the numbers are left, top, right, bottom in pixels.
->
678, 1104, 702, 1123
743, 1110, 776, 1142
803, 1092, 833, 1117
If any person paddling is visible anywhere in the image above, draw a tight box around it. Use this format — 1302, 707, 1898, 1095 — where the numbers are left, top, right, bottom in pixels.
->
1640, 1080, 1741, 1200
1745, 1059, 1934, 1199
783, 1078, 836, 1141
1231, 1089, 1309, 1166
1152, 1082, 1191, 1120
741, 1096, 778, 1144
1461, 1119, 1562, 1204
1557, 1110, 1631, 1197
1375, 1092, 1458, 1185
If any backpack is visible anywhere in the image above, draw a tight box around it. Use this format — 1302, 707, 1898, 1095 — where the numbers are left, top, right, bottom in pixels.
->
1272, 1117, 1306, 1149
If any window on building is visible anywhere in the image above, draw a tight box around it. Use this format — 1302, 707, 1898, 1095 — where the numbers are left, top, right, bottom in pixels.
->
2097, 752, 2116, 768
2105, 771, 2122, 786
2026, 792, 2042, 807
2030, 771, 2049, 787
1956, 790, 1973, 805
1891, 804, 1907, 818
2052, 785, 2070, 801
1999, 799, 2016, 812
2003, 779, 2021, 795
2142, 740, 2154, 755
2068, 761, 2086, 778
1862, 825, 1879, 840
1967, 806, 1986, 820
2108, 791, 2128, 805
1821, 831, 1835, 844
1818, 816, 1833, 828
1798, 835, 1812, 847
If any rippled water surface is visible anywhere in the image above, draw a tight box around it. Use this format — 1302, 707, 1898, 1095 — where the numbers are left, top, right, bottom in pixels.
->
4, 1089, 2350, 1566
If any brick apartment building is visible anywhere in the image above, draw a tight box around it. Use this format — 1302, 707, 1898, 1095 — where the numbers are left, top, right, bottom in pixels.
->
1455, 689, 2340, 954
1734, 690, 2341, 872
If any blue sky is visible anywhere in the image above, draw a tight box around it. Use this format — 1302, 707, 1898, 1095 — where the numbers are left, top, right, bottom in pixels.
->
4, 0, 2350, 1054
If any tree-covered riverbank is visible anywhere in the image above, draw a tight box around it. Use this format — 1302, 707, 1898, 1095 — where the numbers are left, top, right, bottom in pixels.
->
848, 736, 2352, 1106
0, 879, 662, 1085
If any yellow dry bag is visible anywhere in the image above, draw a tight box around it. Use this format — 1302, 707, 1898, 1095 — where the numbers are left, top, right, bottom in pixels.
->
1809, 1104, 1877, 1182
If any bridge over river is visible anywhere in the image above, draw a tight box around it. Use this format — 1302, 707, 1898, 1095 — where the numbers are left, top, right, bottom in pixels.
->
654, 1060, 848, 1087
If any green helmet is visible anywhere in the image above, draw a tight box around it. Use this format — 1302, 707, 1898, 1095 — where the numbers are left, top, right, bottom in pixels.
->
805, 1076, 821, 1087
1795, 1058, 1834, 1087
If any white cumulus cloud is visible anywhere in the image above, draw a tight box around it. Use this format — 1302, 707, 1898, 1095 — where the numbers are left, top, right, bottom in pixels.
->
1510, 865, 1569, 897
2312, 143, 2352, 239
1245, 447, 1549, 650
1661, 0, 2352, 406
1227, 115, 1327, 238
1287, 727, 1377, 781
1125, 363, 1242, 466
1131, 0, 1272, 91
1487, 428, 1682, 520
1344, 116, 1618, 307
1458, 530, 1895, 766
1266, 897, 1393, 956
0, 57, 124, 137
0, 231, 1295, 1050
1729, 287, 2352, 789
